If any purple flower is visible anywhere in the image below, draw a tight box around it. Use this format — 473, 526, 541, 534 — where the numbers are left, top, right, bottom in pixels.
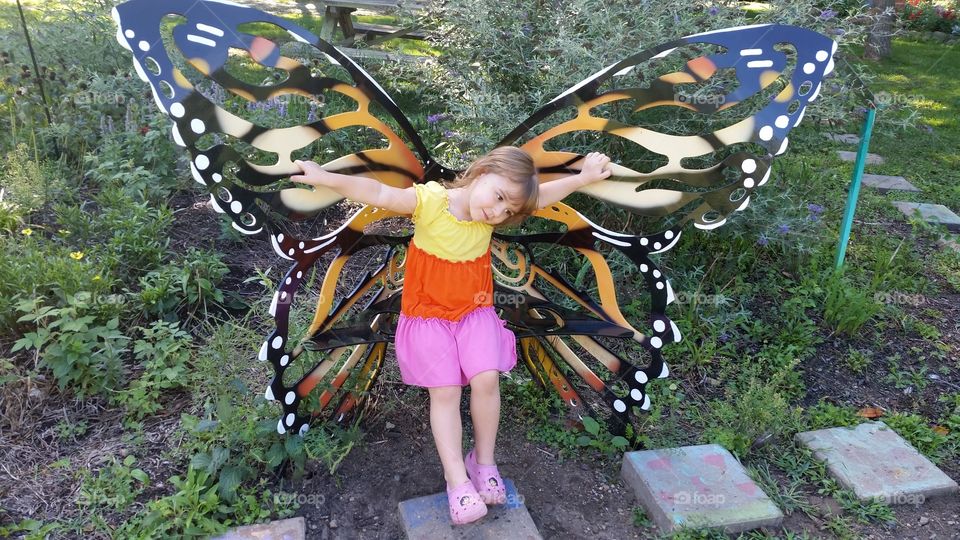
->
778, 224, 790, 234
708, 6, 719, 16
832, 28, 846, 36
443, 129, 456, 138
820, 8, 836, 20
922, 124, 934, 133
807, 203, 824, 215
808, 214, 820, 223
757, 234, 769, 246
718, 331, 730, 343
278, 101, 287, 118
427, 113, 447, 124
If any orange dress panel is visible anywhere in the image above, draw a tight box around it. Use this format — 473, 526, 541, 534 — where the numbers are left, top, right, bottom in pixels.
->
400, 241, 494, 321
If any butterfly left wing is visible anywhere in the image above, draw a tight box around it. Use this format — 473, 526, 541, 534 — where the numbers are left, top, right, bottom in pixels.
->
112, 0, 452, 237
113, 0, 453, 436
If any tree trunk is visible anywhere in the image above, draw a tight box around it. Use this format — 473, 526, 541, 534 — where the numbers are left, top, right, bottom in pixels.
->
865, 0, 896, 61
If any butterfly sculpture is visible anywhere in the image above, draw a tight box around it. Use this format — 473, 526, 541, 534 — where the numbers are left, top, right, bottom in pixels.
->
113, 0, 836, 437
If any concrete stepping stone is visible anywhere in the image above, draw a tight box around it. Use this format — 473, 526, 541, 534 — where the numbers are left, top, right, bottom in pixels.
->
398, 478, 541, 539
824, 133, 861, 144
213, 517, 305, 540
893, 201, 960, 232
861, 174, 920, 193
795, 421, 959, 504
838, 150, 884, 165
621, 444, 783, 534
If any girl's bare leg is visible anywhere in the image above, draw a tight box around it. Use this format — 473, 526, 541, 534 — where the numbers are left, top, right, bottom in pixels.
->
428, 385, 469, 486
469, 370, 500, 465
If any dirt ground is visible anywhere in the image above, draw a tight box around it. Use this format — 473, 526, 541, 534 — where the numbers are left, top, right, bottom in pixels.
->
283, 354, 960, 539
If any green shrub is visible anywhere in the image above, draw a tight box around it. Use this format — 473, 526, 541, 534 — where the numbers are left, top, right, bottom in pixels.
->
12, 294, 128, 398
136, 248, 231, 322
116, 321, 192, 420
902, 0, 959, 33
0, 232, 113, 332
55, 187, 172, 282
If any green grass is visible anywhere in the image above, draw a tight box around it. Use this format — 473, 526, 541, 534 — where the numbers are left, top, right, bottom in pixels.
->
851, 39, 960, 210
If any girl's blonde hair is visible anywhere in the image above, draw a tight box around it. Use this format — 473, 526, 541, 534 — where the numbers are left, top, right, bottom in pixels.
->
443, 146, 539, 227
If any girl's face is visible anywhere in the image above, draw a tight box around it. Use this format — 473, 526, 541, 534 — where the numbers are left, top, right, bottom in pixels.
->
467, 173, 525, 225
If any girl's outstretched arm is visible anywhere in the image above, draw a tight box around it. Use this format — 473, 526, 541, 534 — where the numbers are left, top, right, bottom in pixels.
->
536, 152, 612, 209
290, 159, 417, 215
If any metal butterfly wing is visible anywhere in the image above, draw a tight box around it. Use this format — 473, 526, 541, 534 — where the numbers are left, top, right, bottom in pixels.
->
486, 23, 836, 434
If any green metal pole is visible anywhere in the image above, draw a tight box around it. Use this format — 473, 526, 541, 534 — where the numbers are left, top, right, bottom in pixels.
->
835, 106, 877, 269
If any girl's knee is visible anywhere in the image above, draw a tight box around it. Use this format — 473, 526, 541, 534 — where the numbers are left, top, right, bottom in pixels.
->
469, 370, 500, 393
428, 385, 462, 404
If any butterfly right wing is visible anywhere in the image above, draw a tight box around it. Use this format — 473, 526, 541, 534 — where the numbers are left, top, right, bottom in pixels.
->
487, 24, 836, 433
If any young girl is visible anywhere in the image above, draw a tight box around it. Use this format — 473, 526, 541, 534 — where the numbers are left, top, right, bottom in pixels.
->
292, 147, 611, 525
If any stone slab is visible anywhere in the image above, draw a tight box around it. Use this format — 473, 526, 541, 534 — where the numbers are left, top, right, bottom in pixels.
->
621, 444, 783, 534
824, 133, 861, 144
795, 421, 959, 504
837, 150, 884, 165
861, 174, 920, 193
893, 201, 960, 232
213, 517, 305, 540
398, 478, 541, 539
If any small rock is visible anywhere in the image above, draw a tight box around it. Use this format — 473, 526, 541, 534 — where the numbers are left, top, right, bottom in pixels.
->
393, 474, 400, 482
385, 421, 395, 429
349, 496, 355, 502
919, 516, 929, 526
329, 519, 338, 529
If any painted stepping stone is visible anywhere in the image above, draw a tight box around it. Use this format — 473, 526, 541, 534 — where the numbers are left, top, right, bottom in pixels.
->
892, 201, 960, 232
824, 133, 861, 144
837, 150, 884, 165
795, 421, 959, 504
621, 444, 783, 534
398, 478, 541, 539
213, 517, 305, 540
861, 174, 919, 193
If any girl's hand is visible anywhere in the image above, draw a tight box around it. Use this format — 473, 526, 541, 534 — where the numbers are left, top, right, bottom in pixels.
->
580, 152, 612, 183
290, 159, 329, 186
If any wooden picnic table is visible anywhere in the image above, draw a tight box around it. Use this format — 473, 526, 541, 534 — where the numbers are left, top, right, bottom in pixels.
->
316, 0, 427, 47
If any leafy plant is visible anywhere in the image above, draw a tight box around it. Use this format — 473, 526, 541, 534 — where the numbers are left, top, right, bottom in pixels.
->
822, 270, 882, 335
77, 455, 150, 511
116, 321, 192, 420
575, 415, 629, 458
136, 248, 232, 322
13, 294, 128, 397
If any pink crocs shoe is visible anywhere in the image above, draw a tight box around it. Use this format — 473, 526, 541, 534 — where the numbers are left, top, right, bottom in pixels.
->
464, 448, 507, 505
446, 479, 488, 525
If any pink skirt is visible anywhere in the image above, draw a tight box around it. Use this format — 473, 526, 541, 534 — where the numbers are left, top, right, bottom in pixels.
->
394, 305, 518, 387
